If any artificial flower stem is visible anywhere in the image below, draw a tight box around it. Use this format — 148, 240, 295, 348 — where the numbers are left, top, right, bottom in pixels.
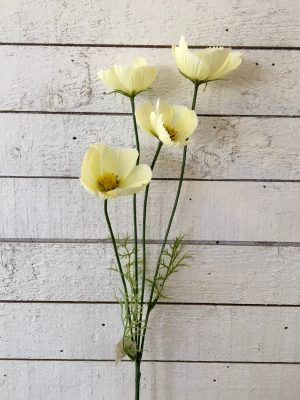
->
104, 199, 133, 340
192, 82, 200, 110
138, 140, 163, 349
130, 96, 140, 343
140, 145, 187, 353
140, 82, 200, 355
135, 357, 142, 400
130, 96, 140, 162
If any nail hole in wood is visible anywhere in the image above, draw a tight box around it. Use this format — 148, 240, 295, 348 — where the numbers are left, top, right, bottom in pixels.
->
255, 62, 259, 66
72, 137, 77, 140
102, 323, 106, 327
213, 379, 217, 382
216, 241, 219, 244
272, 63, 275, 66
284, 326, 288, 330
60, 349, 64, 352
225, 28, 229, 32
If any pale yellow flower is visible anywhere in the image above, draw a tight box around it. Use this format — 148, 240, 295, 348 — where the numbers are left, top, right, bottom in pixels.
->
135, 98, 198, 147
98, 57, 158, 97
173, 36, 242, 84
80, 143, 152, 199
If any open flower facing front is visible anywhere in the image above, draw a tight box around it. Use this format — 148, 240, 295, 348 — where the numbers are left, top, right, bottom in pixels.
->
80, 143, 152, 199
98, 57, 158, 97
135, 98, 198, 146
173, 36, 242, 84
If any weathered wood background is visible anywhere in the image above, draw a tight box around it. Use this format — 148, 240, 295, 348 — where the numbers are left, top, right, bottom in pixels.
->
1, 0, 300, 399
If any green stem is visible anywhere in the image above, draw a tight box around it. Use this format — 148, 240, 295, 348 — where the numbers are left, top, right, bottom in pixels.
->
192, 82, 200, 110
140, 82, 200, 355
137, 140, 163, 349
130, 96, 140, 343
140, 145, 187, 353
135, 358, 141, 400
104, 200, 133, 339
130, 96, 140, 162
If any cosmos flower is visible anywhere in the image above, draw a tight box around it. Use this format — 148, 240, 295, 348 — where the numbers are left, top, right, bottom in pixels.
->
135, 98, 198, 146
173, 36, 242, 84
98, 57, 157, 97
80, 143, 152, 199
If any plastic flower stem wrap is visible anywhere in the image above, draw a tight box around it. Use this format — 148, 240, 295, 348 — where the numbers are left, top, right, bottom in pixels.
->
80, 37, 242, 400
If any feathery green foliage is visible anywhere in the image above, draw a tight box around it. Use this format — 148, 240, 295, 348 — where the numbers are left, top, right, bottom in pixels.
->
148, 235, 192, 306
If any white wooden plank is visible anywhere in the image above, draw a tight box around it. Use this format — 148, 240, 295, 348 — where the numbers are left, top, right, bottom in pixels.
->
1, 242, 300, 304
1, 113, 300, 180
1, 47, 299, 115
0, 0, 299, 47
0, 303, 299, 361
1, 179, 299, 242
0, 361, 299, 400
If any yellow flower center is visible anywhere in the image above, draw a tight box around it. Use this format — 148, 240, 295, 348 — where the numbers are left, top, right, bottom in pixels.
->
164, 125, 178, 141
97, 173, 119, 192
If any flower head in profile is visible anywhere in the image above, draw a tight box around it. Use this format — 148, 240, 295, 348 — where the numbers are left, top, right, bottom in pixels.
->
173, 36, 242, 84
80, 143, 152, 199
135, 98, 198, 147
98, 57, 158, 97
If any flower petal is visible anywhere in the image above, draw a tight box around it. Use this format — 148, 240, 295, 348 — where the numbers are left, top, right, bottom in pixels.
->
135, 101, 155, 135
154, 114, 173, 146
172, 106, 198, 138
210, 52, 242, 79
98, 68, 123, 92
113, 65, 134, 95
155, 98, 174, 126
114, 148, 139, 178
80, 175, 100, 195
133, 66, 158, 93
120, 164, 152, 195
173, 44, 210, 82
197, 47, 230, 78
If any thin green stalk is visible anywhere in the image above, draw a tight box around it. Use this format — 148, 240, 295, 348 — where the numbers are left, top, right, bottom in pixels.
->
192, 82, 200, 110
140, 82, 200, 354
104, 199, 133, 339
140, 146, 187, 352
130, 96, 140, 343
137, 140, 163, 349
130, 96, 140, 162
135, 358, 141, 400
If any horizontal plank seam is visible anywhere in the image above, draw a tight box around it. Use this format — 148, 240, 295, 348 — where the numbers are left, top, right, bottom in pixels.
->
1, 238, 300, 247
0, 358, 299, 365
0, 300, 299, 307
1, 176, 300, 183
0, 110, 299, 118
1, 42, 300, 51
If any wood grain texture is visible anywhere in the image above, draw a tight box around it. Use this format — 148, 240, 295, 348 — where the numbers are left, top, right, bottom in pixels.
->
1, 178, 299, 241
1, 46, 299, 115
0, 0, 299, 47
1, 113, 300, 180
0, 361, 299, 400
1, 242, 300, 305
0, 303, 299, 361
